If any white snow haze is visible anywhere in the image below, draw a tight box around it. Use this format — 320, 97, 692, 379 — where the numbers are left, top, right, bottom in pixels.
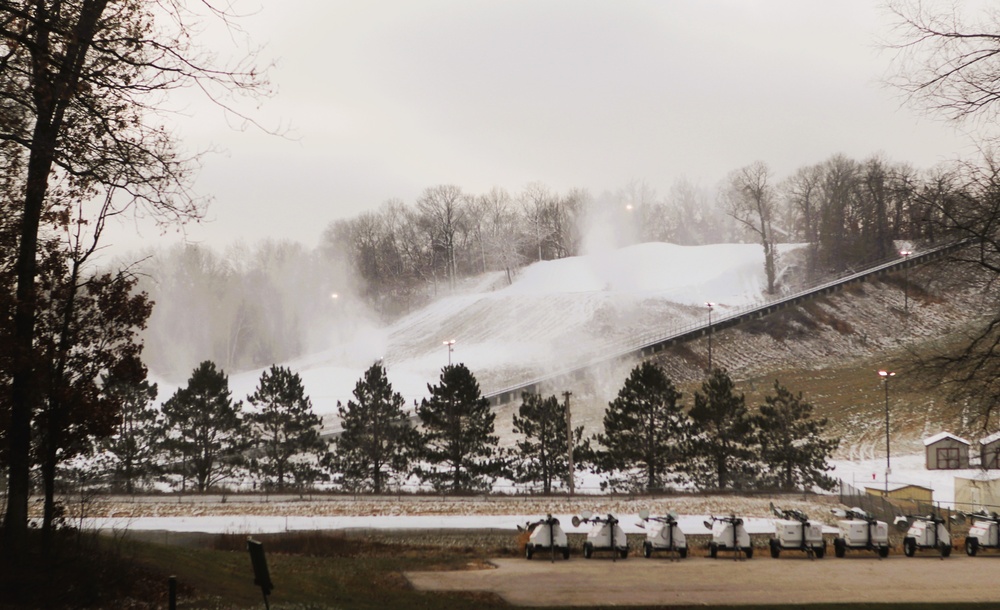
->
151, 241, 801, 425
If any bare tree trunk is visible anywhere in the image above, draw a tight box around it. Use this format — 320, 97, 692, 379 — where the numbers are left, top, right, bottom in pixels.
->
6, 133, 56, 559
4, 0, 110, 561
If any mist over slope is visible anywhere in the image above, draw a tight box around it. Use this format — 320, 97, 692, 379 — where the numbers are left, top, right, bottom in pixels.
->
152, 242, 804, 420
146, 237, 995, 466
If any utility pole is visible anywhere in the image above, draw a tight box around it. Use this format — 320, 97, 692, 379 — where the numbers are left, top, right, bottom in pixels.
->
900, 250, 912, 313
563, 391, 574, 495
705, 302, 715, 373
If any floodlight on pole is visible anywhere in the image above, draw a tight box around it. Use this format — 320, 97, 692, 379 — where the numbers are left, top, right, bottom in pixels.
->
443, 339, 456, 366
900, 250, 912, 313
878, 369, 896, 494
705, 302, 716, 372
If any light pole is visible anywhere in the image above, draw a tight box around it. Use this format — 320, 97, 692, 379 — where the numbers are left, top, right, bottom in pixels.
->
900, 250, 912, 313
705, 302, 716, 372
879, 369, 896, 494
443, 339, 456, 366
563, 391, 574, 495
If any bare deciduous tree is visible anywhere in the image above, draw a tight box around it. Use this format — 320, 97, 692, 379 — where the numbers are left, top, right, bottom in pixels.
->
721, 161, 779, 294
519, 182, 555, 262
781, 163, 824, 275
0, 0, 269, 556
417, 185, 467, 290
886, 1, 1000, 431
886, 0, 1000, 125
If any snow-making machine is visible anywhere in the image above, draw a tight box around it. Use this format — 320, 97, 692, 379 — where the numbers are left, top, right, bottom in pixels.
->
768, 503, 826, 559
963, 510, 1000, 556
573, 511, 629, 560
830, 507, 890, 558
896, 513, 952, 557
519, 514, 570, 561
637, 509, 687, 559
704, 514, 753, 559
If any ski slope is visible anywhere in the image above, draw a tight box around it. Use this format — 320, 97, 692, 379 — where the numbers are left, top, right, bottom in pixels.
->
163, 242, 802, 418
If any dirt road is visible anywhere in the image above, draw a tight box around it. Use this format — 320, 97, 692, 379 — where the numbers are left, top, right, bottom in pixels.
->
407, 554, 1000, 606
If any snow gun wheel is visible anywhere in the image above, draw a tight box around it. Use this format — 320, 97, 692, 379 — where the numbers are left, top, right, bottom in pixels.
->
583, 543, 593, 559
679, 547, 688, 559
903, 538, 916, 557
709, 542, 718, 559
966, 537, 979, 557
744, 546, 753, 559
769, 539, 780, 559
643, 542, 652, 558
814, 544, 825, 559
562, 547, 570, 560
941, 543, 952, 558
525, 544, 533, 560
878, 545, 890, 558
834, 538, 846, 558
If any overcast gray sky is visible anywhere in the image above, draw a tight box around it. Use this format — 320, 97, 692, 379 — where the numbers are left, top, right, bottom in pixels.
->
107, 0, 976, 254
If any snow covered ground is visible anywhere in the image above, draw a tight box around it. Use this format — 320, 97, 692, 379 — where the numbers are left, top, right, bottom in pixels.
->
84, 513, 790, 536
73, 451, 965, 536
74, 490, 838, 536
830, 453, 1000, 510
74, 448, 966, 536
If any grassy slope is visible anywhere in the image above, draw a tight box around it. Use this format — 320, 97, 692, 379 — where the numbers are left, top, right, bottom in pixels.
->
662, 264, 991, 456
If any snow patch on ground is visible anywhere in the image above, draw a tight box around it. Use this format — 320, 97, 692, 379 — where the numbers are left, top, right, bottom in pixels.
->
67, 492, 837, 536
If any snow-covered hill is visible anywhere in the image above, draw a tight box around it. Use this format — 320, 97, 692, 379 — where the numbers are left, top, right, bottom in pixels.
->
155, 242, 804, 419
150, 239, 985, 447
142, 240, 997, 505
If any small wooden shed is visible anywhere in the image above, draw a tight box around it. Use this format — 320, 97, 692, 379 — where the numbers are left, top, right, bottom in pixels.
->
980, 431, 1000, 469
924, 432, 971, 470
865, 483, 934, 504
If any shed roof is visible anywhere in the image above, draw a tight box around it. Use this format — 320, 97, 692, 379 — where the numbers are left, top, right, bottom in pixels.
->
866, 483, 934, 493
981, 431, 1000, 446
956, 474, 1000, 483
923, 431, 971, 446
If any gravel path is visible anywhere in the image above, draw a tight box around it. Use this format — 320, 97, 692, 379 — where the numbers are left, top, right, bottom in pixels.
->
407, 554, 1000, 607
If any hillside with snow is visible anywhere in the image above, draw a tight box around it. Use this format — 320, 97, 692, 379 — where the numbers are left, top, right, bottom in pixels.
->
151, 240, 986, 441
142, 240, 997, 506
171, 242, 804, 419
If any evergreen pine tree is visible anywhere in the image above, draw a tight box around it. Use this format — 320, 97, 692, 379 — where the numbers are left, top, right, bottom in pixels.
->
99, 362, 160, 494
688, 368, 758, 491
754, 380, 840, 491
332, 361, 419, 493
510, 392, 585, 493
415, 363, 502, 492
161, 361, 248, 492
246, 365, 329, 492
592, 361, 692, 492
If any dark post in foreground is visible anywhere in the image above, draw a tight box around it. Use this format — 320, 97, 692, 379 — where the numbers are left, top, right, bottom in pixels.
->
248, 538, 274, 610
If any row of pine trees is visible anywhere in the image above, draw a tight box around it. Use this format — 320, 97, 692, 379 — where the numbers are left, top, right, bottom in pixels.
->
92, 360, 839, 495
